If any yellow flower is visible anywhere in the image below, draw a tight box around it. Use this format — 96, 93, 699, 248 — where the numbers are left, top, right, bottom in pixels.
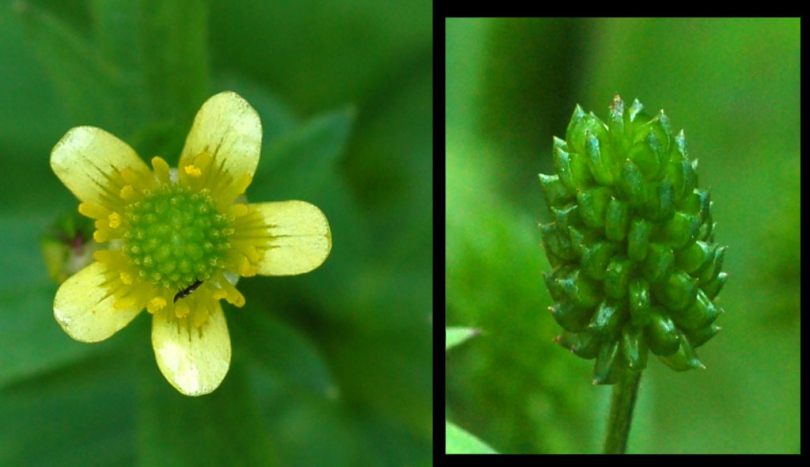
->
50, 91, 332, 396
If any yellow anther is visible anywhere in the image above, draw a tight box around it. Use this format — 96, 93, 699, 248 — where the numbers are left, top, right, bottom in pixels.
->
93, 229, 108, 243
108, 212, 121, 228
148, 296, 167, 313
120, 271, 133, 285
184, 164, 202, 178
78, 202, 107, 219
174, 300, 190, 319
211, 289, 227, 300
120, 185, 137, 201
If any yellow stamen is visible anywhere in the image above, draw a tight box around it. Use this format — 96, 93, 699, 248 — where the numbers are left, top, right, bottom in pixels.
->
93, 229, 109, 243
114, 296, 138, 310
148, 296, 167, 314
184, 164, 202, 178
108, 212, 121, 229
78, 202, 108, 219
120, 185, 137, 201
174, 300, 190, 319
151, 156, 171, 184
120, 271, 133, 285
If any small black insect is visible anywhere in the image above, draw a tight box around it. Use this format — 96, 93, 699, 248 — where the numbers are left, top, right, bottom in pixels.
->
174, 279, 203, 303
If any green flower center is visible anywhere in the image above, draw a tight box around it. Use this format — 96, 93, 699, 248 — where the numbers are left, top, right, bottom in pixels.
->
122, 184, 232, 290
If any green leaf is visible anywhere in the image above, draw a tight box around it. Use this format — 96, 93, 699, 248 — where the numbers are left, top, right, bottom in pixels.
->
138, 0, 211, 124
138, 358, 276, 465
0, 353, 138, 465
15, 1, 125, 130
228, 302, 336, 397
216, 72, 299, 141
252, 107, 355, 201
446, 327, 479, 351
90, 0, 151, 136
446, 420, 497, 454
0, 284, 110, 388
0, 215, 115, 387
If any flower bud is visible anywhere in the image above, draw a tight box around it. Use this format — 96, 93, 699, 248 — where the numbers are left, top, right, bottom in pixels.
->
540, 96, 727, 383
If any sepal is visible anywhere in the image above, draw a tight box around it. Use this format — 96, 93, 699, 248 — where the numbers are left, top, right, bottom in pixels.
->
577, 186, 612, 229
617, 159, 646, 208
659, 212, 700, 249
594, 339, 621, 384
701, 271, 728, 300
604, 255, 634, 300
683, 323, 721, 348
582, 241, 618, 281
621, 324, 648, 371
669, 289, 721, 331
658, 332, 704, 371
605, 197, 630, 242
642, 243, 675, 284
585, 131, 617, 186
675, 240, 715, 275
559, 270, 602, 309
645, 177, 675, 222
697, 246, 726, 285
554, 143, 593, 192
540, 222, 576, 263
628, 219, 652, 261
539, 173, 574, 208
589, 300, 624, 339
550, 301, 594, 332
629, 278, 652, 326
647, 308, 680, 356
653, 271, 698, 312
555, 330, 600, 359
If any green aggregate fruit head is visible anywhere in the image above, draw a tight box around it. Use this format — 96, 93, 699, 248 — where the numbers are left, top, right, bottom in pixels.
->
539, 95, 728, 384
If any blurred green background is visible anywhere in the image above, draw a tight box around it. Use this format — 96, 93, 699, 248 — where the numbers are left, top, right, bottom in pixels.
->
0, 1, 432, 465
446, 18, 799, 454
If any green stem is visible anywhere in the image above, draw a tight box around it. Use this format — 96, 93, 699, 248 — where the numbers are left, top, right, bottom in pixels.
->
603, 370, 642, 454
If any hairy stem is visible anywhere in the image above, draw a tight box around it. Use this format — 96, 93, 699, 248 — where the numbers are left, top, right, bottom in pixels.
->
603, 370, 641, 454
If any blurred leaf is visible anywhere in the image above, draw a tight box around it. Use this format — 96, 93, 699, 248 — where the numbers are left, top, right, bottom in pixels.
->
217, 72, 300, 141
355, 410, 433, 464
229, 302, 336, 397
446, 420, 497, 454
0, 353, 138, 465
15, 0, 126, 131
322, 327, 432, 438
250, 373, 360, 467
0, 283, 113, 388
0, 214, 115, 387
138, 0, 211, 125
0, 5, 69, 155
209, 0, 432, 113
138, 358, 277, 466
446, 327, 479, 351
252, 107, 355, 201
90, 0, 150, 136
446, 136, 601, 454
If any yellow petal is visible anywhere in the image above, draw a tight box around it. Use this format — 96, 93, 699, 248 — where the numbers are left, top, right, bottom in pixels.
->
53, 262, 143, 343
253, 201, 332, 276
179, 91, 262, 180
50, 126, 150, 207
151, 304, 231, 396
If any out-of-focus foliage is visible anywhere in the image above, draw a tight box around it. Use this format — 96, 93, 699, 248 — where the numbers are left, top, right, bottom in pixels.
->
0, 1, 431, 465
446, 135, 604, 454
446, 420, 497, 454
446, 327, 479, 351
446, 18, 799, 454
445, 328, 497, 454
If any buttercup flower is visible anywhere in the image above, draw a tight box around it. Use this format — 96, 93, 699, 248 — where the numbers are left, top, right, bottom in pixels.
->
50, 91, 332, 396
